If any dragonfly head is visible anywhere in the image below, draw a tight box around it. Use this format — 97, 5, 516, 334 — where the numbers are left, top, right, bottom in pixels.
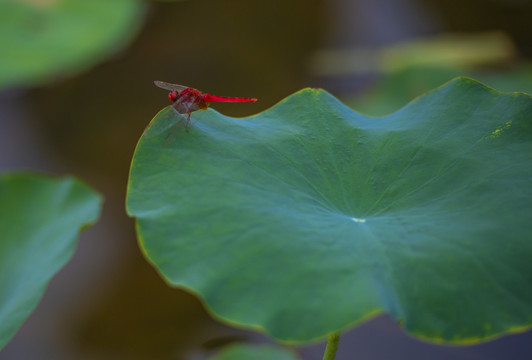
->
168, 90, 179, 102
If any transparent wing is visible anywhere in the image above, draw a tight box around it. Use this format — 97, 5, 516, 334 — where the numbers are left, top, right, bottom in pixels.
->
154, 81, 189, 92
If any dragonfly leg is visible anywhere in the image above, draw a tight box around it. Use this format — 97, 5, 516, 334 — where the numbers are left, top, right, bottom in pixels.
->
185, 113, 192, 131
183, 103, 192, 132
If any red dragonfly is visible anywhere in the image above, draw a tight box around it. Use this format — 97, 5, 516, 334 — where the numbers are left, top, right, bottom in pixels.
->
154, 81, 257, 130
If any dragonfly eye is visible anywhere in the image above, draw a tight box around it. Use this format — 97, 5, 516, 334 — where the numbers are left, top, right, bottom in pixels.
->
168, 91, 178, 102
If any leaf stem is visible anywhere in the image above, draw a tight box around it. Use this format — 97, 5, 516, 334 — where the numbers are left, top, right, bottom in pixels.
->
322, 332, 341, 360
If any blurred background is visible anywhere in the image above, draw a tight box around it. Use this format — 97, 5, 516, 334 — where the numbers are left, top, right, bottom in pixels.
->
1, 0, 532, 359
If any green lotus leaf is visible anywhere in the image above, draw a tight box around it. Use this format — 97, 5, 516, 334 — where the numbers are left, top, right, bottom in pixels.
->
127, 78, 532, 343
349, 64, 532, 116
0, 0, 144, 89
208, 344, 300, 360
0, 172, 102, 350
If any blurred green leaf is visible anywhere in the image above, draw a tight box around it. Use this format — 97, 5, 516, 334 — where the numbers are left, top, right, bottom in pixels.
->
310, 32, 515, 78
0, 0, 144, 89
127, 78, 532, 343
208, 344, 300, 360
0, 172, 102, 350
